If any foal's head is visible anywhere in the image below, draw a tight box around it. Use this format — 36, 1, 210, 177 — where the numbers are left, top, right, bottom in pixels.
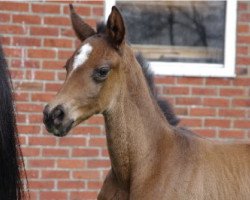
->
43, 5, 130, 137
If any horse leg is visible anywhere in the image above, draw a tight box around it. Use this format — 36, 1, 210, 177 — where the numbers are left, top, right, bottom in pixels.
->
98, 169, 129, 200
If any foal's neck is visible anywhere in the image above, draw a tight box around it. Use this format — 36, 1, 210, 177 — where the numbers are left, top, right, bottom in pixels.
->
103, 48, 173, 190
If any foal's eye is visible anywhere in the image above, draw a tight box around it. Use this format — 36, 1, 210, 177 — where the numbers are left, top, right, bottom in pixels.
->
93, 66, 111, 82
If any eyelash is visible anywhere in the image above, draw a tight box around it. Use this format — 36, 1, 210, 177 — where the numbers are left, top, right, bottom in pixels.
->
92, 66, 111, 82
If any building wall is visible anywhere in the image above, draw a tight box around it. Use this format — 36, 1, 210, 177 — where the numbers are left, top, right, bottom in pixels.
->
0, 1, 249, 199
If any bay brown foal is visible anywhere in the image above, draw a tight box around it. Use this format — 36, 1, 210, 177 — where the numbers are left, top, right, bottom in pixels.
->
43, 5, 250, 200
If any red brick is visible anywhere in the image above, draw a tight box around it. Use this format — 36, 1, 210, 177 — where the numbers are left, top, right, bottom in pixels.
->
27, 192, 37, 200
29, 181, 54, 189
17, 125, 40, 134
232, 99, 250, 107
44, 16, 70, 26
0, 13, 10, 22
73, 170, 100, 179
13, 37, 41, 47
31, 93, 55, 102
43, 60, 64, 70
28, 137, 57, 146
234, 120, 250, 128
190, 108, 216, 116
102, 149, 109, 157
32, 4, 60, 13
219, 130, 245, 139
238, 2, 248, 11
42, 170, 70, 179
19, 136, 26, 145
30, 27, 59, 36
28, 49, 56, 59
4, 47, 22, 57
163, 86, 189, 95
11, 60, 40, 69
175, 107, 188, 116
205, 78, 231, 86
16, 103, 43, 112
72, 126, 102, 135
40, 192, 67, 200
13, 14, 41, 24
0, 2, 29, 12
93, 7, 104, 16
88, 181, 103, 190
57, 159, 86, 168
176, 97, 202, 105
219, 109, 245, 118
203, 98, 229, 107
239, 13, 250, 22
34, 71, 55, 80
233, 78, 250, 86
84, 1, 103, 5
191, 88, 217, 96
42, 149, 69, 157
58, 50, 74, 59
28, 114, 43, 123
61, 28, 75, 37
45, 83, 62, 92
205, 119, 231, 128
22, 147, 40, 157
177, 77, 204, 85
89, 138, 106, 147
0, 36, 11, 45
58, 181, 85, 189
237, 46, 248, 55
238, 36, 250, 44
220, 88, 245, 96
0, 25, 27, 34
155, 76, 175, 84
16, 82, 43, 91
180, 118, 202, 127
237, 57, 250, 65
64, 5, 91, 15
16, 113, 26, 123
26, 170, 39, 179
238, 24, 249, 33
70, 191, 98, 200
14, 93, 29, 101
44, 38, 73, 48
87, 159, 110, 168
29, 159, 55, 168
59, 137, 87, 146
10, 69, 24, 79
72, 148, 99, 157
86, 116, 104, 125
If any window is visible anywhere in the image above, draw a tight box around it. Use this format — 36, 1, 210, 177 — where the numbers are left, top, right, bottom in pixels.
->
105, 0, 237, 77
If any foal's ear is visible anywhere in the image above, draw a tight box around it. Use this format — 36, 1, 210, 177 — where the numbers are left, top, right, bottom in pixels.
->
69, 4, 96, 41
106, 6, 125, 49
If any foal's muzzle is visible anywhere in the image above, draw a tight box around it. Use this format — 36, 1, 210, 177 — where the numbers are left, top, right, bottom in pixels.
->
43, 104, 74, 137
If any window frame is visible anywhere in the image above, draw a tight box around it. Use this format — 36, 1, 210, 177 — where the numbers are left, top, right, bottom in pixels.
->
105, 0, 237, 77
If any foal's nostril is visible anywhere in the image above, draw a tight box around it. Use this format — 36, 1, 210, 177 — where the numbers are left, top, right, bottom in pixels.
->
52, 105, 65, 121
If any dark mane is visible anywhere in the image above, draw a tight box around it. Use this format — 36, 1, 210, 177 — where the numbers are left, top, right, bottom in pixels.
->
0, 41, 26, 199
135, 53, 180, 126
97, 23, 179, 126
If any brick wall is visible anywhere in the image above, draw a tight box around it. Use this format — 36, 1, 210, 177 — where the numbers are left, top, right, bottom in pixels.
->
0, 1, 249, 200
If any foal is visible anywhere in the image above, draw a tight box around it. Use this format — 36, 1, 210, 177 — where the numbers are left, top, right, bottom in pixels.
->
44, 5, 250, 200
